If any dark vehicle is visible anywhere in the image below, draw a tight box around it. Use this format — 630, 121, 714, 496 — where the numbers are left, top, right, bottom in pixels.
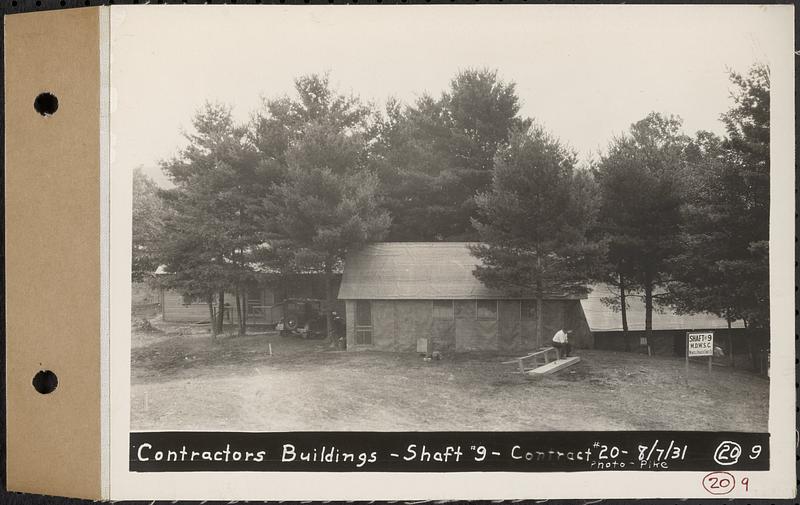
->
273, 298, 347, 340
275, 298, 326, 339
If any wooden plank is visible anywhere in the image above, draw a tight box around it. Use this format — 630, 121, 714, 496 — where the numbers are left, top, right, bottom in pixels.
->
527, 356, 581, 376
503, 346, 561, 373
502, 347, 555, 363
529, 346, 555, 356
501, 353, 536, 364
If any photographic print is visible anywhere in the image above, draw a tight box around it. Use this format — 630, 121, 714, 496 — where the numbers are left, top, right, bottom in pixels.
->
128, 6, 773, 433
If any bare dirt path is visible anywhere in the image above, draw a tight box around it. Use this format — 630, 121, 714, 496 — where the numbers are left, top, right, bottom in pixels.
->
130, 325, 769, 432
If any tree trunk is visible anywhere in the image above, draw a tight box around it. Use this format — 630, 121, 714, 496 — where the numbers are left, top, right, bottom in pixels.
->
620, 274, 630, 352
242, 289, 248, 331
536, 297, 544, 348
216, 289, 225, 335
208, 294, 218, 340
644, 280, 653, 356
535, 253, 543, 348
324, 264, 334, 345
235, 287, 245, 336
729, 334, 735, 369
726, 318, 734, 368
746, 337, 757, 372
536, 279, 543, 349
743, 318, 759, 371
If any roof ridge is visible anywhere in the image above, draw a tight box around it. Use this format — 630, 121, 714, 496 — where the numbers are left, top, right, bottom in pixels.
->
365, 242, 475, 246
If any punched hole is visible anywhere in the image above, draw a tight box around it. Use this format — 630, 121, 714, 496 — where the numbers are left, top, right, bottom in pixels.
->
32, 370, 58, 394
34, 92, 58, 117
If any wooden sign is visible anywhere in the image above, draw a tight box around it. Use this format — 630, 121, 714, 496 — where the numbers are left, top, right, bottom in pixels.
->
687, 331, 714, 357
686, 331, 714, 376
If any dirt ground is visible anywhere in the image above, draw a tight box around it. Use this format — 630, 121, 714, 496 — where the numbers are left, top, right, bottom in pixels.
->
130, 317, 769, 432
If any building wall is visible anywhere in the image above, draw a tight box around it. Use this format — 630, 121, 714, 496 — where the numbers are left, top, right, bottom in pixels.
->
345, 299, 590, 352
132, 281, 160, 306
271, 274, 342, 304
592, 328, 754, 357
565, 300, 593, 349
160, 274, 344, 324
161, 290, 212, 323
345, 299, 356, 345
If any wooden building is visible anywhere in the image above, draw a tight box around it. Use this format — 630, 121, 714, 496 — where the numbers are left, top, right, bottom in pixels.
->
581, 283, 748, 356
337, 242, 591, 352
159, 273, 343, 326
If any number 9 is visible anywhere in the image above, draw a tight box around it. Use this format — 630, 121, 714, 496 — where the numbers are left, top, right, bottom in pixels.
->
749, 445, 762, 460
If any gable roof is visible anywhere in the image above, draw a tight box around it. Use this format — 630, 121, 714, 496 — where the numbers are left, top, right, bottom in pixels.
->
580, 283, 745, 332
338, 242, 584, 300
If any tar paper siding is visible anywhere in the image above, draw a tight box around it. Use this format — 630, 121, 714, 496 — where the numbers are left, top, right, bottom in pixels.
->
593, 327, 753, 357
345, 299, 591, 352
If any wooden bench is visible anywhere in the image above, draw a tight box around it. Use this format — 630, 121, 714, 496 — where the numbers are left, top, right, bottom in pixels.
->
501, 346, 561, 374
529, 356, 580, 376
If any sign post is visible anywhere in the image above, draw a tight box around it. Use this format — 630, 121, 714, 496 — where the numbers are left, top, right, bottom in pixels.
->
686, 331, 714, 380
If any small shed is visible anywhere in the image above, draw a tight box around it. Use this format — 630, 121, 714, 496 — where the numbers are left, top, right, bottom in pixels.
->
581, 284, 747, 356
337, 243, 591, 352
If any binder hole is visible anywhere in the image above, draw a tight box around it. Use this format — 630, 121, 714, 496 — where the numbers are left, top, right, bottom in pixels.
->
32, 370, 58, 394
33, 92, 58, 117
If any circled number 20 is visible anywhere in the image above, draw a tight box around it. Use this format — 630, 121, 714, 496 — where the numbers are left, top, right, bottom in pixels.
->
713, 441, 762, 466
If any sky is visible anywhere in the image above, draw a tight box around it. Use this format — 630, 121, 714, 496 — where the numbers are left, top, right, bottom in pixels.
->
109, 5, 792, 187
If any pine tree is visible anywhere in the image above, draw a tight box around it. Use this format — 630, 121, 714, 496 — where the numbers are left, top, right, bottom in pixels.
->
717, 64, 770, 330
666, 64, 770, 364
132, 167, 166, 282
594, 113, 689, 355
159, 102, 268, 336
375, 69, 529, 241
260, 75, 391, 341
471, 125, 595, 346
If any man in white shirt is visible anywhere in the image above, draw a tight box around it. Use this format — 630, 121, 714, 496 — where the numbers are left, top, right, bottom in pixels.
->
552, 328, 572, 358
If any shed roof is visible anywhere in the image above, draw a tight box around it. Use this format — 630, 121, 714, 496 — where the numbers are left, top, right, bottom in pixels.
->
580, 283, 745, 332
338, 242, 583, 300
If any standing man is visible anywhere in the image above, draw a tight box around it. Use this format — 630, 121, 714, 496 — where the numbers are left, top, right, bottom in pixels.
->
552, 328, 572, 358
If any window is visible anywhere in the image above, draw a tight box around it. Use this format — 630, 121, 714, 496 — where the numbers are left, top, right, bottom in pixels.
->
454, 300, 476, 319
522, 300, 538, 320
476, 300, 498, 320
246, 289, 275, 318
247, 287, 263, 316
433, 300, 454, 320
355, 300, 373, 345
